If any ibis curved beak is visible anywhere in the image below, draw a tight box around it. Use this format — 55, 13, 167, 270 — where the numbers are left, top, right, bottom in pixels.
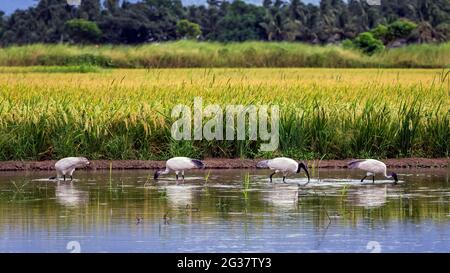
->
303, 166, 310, 183
298, 163, 310, 183
305, 168, 311, 183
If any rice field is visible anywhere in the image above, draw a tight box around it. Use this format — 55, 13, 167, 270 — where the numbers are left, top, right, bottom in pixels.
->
0, 67, 448, 160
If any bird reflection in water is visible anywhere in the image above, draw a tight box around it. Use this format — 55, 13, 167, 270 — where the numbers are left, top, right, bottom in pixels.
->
348, 185, 388, 208
264, 184, 300, 210
161, 184, 196, 208
55, 182, 88, 207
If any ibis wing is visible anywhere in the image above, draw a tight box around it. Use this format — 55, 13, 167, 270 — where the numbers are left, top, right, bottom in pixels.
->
55, 157, 81, 171
191, 159, 205, 169
256, 160, 270, 169
348, 159, 366, 169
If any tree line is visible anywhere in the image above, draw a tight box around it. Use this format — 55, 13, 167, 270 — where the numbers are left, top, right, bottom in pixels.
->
0, 0, 449, 46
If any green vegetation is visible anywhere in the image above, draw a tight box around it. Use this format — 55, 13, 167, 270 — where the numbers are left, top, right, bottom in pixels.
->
0, 65, 101, 74
0, 68, 447, 160
65, 19, 102, 44
351, 32, 385, 55
384, 20, 418, 42
0, 41, 450, 68
176, 20, 202, 40
1, 0, 449, 45
242, 172, 251, 201
348, 20, 418, 55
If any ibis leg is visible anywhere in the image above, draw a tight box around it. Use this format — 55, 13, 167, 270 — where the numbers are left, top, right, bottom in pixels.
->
63, 175, 66, 182
182, 171, 185, 181
372, 175, 375, 184
269, 172, 276, 183
176, 174, 179, 181
361, 175, 367, 182
70, 175, 73, 182
283, 176, 286, 183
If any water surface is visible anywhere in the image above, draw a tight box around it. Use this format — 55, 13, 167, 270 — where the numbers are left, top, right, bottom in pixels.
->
0, 169, 449, 253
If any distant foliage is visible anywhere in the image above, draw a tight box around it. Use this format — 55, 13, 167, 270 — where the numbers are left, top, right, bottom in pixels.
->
370, 24, 389, 42
346, 19, 417, 54
1, 41, 450, 68
0, 11, 4, 40
383, 20, 418, 44
65, 19, 102, 43
352, 32, 385, 55
436, 23, 450, 39
0, 0, 449, 45
369, 20, 418, 44
176, 19, 202, 39
387, 20, 418, 39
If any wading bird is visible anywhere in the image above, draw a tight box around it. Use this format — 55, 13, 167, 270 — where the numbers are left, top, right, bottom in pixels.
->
257, 157, 310, 184
348, 159, 398, 185
50, 157, 90, 181
154, 157, 205, 181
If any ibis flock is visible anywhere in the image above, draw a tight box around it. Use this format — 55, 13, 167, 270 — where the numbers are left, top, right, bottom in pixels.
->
51, 156, 399, 185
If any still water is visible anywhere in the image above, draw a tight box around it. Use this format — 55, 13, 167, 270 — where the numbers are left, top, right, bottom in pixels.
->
0, 169, 449, 253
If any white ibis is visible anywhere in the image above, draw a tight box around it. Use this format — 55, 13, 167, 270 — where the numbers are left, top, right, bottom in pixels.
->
51, 157, 90, 181
348, 159, 398, 184
154, 157, 205, 181
257, 157, 310, 184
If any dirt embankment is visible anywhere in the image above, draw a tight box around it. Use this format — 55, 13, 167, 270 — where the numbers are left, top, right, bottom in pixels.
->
0, 158, 448, 172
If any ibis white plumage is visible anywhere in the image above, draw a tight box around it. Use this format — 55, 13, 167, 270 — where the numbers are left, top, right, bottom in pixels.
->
51, 157, 90, 181
257, 157, 310, 184
154, 157, 205, 181
348, 159, 398, 184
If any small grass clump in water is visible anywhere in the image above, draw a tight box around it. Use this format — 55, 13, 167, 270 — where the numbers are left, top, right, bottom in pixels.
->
242, 172, 251, 201
204, 170, 211, 184
0, 68, 448, 160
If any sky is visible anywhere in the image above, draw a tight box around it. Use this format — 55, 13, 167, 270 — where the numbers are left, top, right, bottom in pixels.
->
0, 0, 319, 15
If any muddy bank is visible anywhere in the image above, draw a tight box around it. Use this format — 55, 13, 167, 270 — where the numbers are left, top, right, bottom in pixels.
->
0, 158, 448, 172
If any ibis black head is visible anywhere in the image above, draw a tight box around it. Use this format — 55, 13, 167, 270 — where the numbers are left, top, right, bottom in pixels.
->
297, 162, 310, 182
154, 170, 160, 180
391, 172, 398, 184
